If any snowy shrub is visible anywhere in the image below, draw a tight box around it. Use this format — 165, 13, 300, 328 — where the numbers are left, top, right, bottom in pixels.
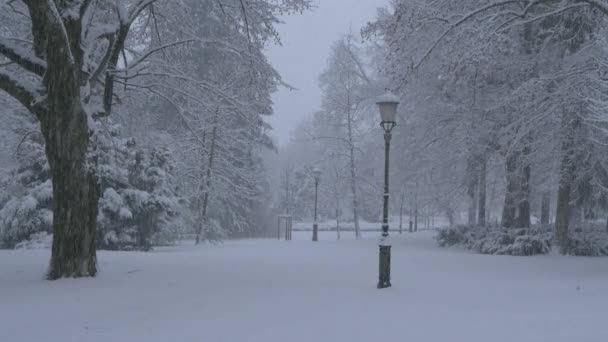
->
568, 227, 608, 256
437, 226, 552, 256
0, 182, 53, 248
14, 231, 52, 249
471, 229, 551, 256
0, 129, 53, 249
198, 219, 227, 243
435, 225, 469, 247
92, 123, 185, 251
1, 119, 186, 250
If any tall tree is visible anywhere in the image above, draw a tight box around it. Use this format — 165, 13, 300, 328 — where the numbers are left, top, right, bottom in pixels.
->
316, 35, 374, 239
0, 0, 310, 278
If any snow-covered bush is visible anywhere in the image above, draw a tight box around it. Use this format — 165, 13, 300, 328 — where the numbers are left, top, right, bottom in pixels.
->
436, 226, 552, 256
14, 231, 52, 249
0, 184, 53, 248
568, 226, 608, 256
97, 131, 184, 251
435, 225, 469, 247
0, 129, 52, 248
198, 219, 227, 243
470, 229, 551, 256
0, 119, 185, 250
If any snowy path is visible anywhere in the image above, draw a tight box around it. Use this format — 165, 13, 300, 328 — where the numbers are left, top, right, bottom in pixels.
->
1, 231, 608, 342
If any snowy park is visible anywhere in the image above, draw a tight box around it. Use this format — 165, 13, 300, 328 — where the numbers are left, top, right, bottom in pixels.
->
4, 0, 608, 341
2, 231, 608, 342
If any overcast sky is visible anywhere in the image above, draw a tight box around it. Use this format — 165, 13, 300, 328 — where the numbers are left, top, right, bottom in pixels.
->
265, 0, 390, 147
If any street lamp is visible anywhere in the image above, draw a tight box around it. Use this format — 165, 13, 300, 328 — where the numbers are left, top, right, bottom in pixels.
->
312, 167, 321, 242
376, 91, 399, 289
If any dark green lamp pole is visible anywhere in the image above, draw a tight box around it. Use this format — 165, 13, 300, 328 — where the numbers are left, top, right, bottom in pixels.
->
312, 167, 321, 242
376, 92, 400, 289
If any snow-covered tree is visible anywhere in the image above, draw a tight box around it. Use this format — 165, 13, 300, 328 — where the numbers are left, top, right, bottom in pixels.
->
0, 0, 310, 278
0, 116, 185, 250
366, 0, 608, 254
314, 34, 379, 238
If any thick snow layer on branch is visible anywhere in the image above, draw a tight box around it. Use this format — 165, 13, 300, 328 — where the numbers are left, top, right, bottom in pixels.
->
0, 39, 47, 74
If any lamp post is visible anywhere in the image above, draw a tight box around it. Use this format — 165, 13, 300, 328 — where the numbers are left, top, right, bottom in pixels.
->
312, 167, 321, 242
376, 92, 399, 289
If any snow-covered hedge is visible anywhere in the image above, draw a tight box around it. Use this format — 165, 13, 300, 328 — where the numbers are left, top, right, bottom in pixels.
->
436, 226, 551, 256
437, 224, 608, 256
568, 226, 608, 256
470, 229, 551, 256
435, 225, 469, 247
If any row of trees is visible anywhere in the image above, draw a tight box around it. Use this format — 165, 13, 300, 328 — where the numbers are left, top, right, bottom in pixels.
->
366, 0, 608, 253
0, 0, 310, 279
277, 1, 608, 253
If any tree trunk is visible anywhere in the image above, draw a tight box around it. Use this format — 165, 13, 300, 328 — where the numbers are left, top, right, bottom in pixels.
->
414, 207, 418, 232
336, 200, 341, 240
556, 180, 572, 254
501, 152, 519, 228
517, 142, 531, 228
446, 209, 454, 227
540, 192, 550, 225
42, 15, 99, 279
43, 119, 99, 279
414, 181, 418, 232
555, 112, 580, 254
409, 207, 413, 232
467, 184, 477, 226
478, 157, 487, 227
466, 156, 478, 227
195, 110, 218, 245
346, 110, 360, 239
399, 191, 404, 234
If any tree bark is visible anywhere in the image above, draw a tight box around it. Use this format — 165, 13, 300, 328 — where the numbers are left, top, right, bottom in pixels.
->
346, 107, 360, 239
399, 191, 405, 234
42, 108, 99, 279
556, 180, 572, 254
409, 207, 413, 232
540, 192, 550, 225
501, 152, 519, 228
446, 208, 454, 227
478, 157, 487, 227
517, 141, 532, 228
195, 109, 218, 245
467, 184, 477, 226
517, 166, 531, 228
336, 198, 340, 240
466, 157, 478, 226
414, 206, 418, 232
555, 112, 580, 254
40, 9, 99, 279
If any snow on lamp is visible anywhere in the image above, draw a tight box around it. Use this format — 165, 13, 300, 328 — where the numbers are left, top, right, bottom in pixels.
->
376, 92, 399, 132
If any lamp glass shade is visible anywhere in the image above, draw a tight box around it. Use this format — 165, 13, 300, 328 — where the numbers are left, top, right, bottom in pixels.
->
376, 92, 400, 124
313, 167, 321, 180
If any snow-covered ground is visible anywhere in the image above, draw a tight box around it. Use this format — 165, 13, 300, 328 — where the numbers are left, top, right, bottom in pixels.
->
2, 231, 608, 342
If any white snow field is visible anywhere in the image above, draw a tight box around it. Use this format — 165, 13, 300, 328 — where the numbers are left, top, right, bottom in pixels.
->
2, 231, 608, 342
